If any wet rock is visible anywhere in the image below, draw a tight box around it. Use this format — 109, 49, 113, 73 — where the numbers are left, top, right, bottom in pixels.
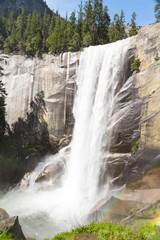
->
0, 216, 26, 240
58, 135, 72, 150
107, 153, 131, 183
89, 196, 145, 223
0, 208, 9, 221
35, 160, 65, 184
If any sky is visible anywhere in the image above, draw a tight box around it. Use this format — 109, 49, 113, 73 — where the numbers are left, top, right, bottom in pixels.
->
46, 0, 155, 26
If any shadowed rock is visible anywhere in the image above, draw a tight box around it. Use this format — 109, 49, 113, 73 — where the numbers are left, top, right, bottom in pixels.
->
89, 196, 145, 223
0, 216, 26, 240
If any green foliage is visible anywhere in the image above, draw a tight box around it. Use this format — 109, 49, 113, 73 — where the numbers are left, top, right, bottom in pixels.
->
0, 91, 50, 188
0, 232, 15, 240
51, 222, 160, 240
144, 207, 160, 216
108, 10, 127, 42
0, 0, 135, 55
129, 12, 138, 37
131, 58, 141, 72
154, 0, 160, 22
132, 140, 139, 153
129, 207, 140, 214
155, 56, 160, 61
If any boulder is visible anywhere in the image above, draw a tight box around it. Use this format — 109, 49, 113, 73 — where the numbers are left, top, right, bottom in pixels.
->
0, 216, 26, 240
35, 160, 65, 184
0, 208, 9, 222
89, 196, 145, 223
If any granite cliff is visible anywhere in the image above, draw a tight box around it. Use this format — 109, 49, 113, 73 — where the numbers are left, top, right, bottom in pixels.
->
0, 23, 160, 192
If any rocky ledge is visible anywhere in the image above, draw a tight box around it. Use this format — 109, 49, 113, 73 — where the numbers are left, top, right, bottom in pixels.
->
0, 208, 26, 240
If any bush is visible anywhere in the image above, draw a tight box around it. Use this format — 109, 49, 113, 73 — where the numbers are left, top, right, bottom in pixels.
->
131, 58, 141, 72
132, 140, 139, 153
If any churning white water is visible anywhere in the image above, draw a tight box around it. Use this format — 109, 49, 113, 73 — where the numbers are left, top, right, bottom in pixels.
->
0, 39, 131, 239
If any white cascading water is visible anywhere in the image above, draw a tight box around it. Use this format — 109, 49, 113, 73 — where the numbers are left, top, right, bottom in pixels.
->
0, 38, 131, 239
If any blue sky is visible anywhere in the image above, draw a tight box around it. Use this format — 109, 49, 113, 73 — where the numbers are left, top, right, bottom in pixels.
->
46, 0, 155, 26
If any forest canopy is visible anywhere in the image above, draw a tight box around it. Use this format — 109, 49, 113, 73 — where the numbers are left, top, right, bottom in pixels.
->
0, 0, 139, 56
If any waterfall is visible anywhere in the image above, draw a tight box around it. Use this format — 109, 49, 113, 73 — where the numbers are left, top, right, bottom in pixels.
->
0, 38, 131, 239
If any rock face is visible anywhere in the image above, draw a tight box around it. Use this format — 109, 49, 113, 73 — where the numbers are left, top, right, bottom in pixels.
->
0, 52, 80, 142
0, 209, 26, 240
106, 22, 160, 190
0, 0, 52, 18
35, 160, 65, 185
1, 23, 160, 191
89, 196, 145, 223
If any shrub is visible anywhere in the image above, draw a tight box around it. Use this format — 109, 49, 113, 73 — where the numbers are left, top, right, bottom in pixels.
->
132, 140, 139, 153
131, 58, 141, 72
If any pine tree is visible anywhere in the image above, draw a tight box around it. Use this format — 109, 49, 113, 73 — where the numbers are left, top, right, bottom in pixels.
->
4, 25, 17, 53
48, 13, 56, 36
119, 10, 127, 39
0, 16, 8, 49
155, 0, 160, 22
82, 0, 93, 47
99, 5, 110, 44
92, 0, 104, 44
108, 10, 127, 42
76, 1, 84, 49
46, 16, 61, 53
129, 12, 138, 36
16, 8, 27, 53
26, 11, 43, 55
60, 18, 68, 52
42, 9, 50, 51
25, 13, 33, 55
7, 11, 16, 34
67, 11, 77, 51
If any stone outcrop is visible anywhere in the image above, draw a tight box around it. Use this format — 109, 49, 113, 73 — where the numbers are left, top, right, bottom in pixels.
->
89, 196, 145, 223
0, 208, 9, 221
35, 160, 65, 185
0, 0, 52, 18
0, 209, 26, 240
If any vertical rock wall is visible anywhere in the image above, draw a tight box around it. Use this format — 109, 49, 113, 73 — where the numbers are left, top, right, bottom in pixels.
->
0, 52, 80, 141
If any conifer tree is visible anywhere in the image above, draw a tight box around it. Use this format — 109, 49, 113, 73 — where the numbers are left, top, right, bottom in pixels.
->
16, 8, 27, 53
82, 0, 93, 47
67, 11, 77, 50
155, 0, 160, 22
98, 5, 110, 44
76, 1, 84, 49
92, 0, 103, 44
46, 16, 61, 53
4, 25, 17, 53
0, 16, 8, 49
27, 11, 43, 55
60, 18, 68, 52
108, 10, 127, 42
7, 11, 16, 34
129, 12, 138, 36
48, 13, 56, 36
42, 9, 50, 51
